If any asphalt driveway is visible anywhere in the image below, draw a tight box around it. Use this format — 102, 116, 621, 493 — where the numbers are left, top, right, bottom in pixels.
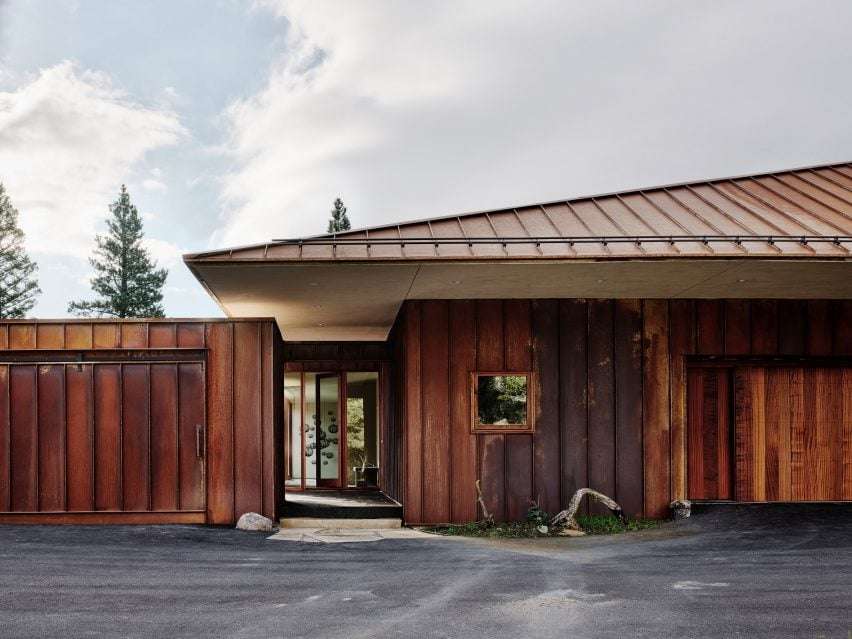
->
0, 505, 850, 638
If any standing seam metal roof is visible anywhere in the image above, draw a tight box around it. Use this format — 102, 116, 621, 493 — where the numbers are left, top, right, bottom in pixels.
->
184, 161, 852, 261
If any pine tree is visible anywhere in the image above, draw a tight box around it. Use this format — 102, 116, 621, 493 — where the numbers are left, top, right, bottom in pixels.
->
68, 185, 167, 318
0, 183, 40, 318
326, 197, 351, 233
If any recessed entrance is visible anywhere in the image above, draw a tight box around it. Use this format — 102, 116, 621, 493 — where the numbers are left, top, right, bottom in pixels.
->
284, 371, 380, 490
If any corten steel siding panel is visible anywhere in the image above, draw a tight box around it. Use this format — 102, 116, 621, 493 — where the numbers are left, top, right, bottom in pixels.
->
122, 364, 151, 511
65, 365, 94, 511
233, 322, 263, 518
559, 300, 589, 514
505, 300, 534, 521
613, 300, 644, 518
587, 300, 616, 515
420, 301, 450, 523
149, 364, 179, 511
531, 300, 559, 515
205, 322, 234, 524
10, 366, 38, 510
402, 303, 423, 523
178, 363, 206, 510
642, 300, 671, 518
448, 300, 477, 522
37, 365, 66, 511
0, 366, 10, 511
475, 300, 507, 522
94, 364, 122, 510
668, 300, 695, 504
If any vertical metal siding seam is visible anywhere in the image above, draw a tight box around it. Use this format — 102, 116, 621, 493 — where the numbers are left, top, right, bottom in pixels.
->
176, 362, 182, 510
258, 324, 264, 515
90, 363, 96, 510
555, 301, 562, 508
501, 302, 507, 520
34, 364, 39, 510
446, 303, 452, 522
231, 322, 236, 523
639, 302, 645, 516
119, 363, 124, 510
147, 364, 152, 510
666, 301, 673, 509
418, 302, 424, 522
611, 301, 619, 505
62, 365, 67, 511
584, 301, 590, 509
5, 365, 10, 511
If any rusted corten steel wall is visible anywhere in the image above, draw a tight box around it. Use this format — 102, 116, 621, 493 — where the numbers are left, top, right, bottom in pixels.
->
394, 299, 852, 524
0, 319, 282, 525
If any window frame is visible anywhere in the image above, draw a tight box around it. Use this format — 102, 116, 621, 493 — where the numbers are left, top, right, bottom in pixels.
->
470, 371, 535, 434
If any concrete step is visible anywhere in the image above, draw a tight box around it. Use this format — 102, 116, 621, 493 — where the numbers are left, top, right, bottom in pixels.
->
280, 517, 402, 530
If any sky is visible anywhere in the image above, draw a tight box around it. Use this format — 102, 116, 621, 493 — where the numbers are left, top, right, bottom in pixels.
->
0, 0, 851, 318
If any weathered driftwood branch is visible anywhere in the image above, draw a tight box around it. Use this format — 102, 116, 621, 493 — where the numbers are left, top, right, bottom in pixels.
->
475, 479, 494, 525
550, 488, 625, 529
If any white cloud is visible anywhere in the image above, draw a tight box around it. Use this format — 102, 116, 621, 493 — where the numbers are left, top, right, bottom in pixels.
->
217, 1, 852, 247
142, 178, 167, 192
0, 60, 186, 257
142, 237, 184, 269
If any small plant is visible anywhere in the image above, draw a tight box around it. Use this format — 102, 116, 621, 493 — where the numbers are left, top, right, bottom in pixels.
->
525, 497, 550, 532
574, 514, 661, 535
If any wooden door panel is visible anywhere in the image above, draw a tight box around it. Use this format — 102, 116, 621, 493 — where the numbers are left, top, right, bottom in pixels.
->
735, 367, 848, 502
687, 368, 731, 499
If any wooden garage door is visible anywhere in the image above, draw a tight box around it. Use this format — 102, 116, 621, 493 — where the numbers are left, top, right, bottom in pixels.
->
689, 366, 852, 502
0, 360, 206, 523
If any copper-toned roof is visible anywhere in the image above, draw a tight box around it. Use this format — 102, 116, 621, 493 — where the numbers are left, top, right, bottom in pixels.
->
186, 161, 852, 262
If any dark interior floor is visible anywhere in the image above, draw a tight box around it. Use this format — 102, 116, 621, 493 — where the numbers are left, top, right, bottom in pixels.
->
284, 489, 403, 519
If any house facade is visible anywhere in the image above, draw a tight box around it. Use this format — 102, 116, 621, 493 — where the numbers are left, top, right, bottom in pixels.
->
1, 162, 850, 525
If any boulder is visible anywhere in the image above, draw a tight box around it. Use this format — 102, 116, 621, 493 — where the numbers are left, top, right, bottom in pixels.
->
670, 499, 691, 520
236, 512, 275, 532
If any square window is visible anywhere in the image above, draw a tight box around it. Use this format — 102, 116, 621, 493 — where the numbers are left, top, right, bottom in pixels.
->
471, 372, 534, 433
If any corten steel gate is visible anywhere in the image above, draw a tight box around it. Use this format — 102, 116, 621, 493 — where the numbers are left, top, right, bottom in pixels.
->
0, 351, 207, 523
0, 319, 282, 526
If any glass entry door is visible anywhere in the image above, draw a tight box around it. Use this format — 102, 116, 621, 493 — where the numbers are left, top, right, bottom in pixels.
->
284, 370, 379, 490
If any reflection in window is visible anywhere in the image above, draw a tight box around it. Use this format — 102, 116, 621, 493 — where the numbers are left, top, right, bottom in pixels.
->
474, 374, 532, 432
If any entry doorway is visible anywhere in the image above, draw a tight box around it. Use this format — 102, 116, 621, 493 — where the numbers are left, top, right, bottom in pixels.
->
284, 371, 380, 490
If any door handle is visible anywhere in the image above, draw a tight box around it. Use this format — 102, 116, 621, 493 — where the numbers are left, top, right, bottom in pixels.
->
196, 424, 205, 459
